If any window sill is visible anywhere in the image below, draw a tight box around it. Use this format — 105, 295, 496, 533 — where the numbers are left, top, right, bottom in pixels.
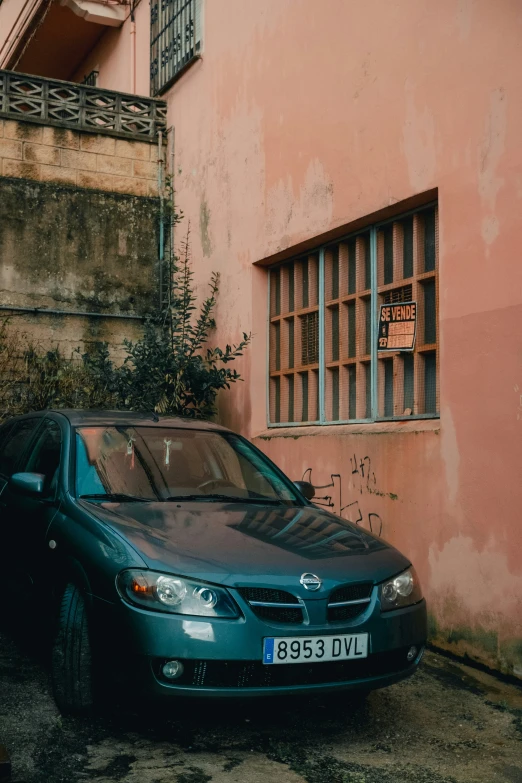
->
255, 418, 440, 440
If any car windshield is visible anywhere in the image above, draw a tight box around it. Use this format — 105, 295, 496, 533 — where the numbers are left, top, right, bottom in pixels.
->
75, 426, 302, 505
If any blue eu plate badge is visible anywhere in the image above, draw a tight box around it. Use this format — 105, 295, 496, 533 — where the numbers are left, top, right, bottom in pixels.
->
263, 638, 275, 664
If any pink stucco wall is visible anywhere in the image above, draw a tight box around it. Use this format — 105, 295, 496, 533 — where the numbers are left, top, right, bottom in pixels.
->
14, 0, 522, 676
71, 0, 151, 95
0, 0, 40, 67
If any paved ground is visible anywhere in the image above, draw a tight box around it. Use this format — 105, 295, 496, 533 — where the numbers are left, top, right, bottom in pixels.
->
0, 619, 521, 783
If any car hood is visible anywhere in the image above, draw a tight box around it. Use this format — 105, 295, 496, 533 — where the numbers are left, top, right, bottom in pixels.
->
81, 500, 410, 595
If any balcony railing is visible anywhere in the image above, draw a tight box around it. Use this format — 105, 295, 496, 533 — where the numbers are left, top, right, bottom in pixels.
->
0, 70, 167, 142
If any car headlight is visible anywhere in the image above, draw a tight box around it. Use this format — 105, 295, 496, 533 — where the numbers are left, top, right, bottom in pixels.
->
116, 570, 240, 618
379, 567, 423, 611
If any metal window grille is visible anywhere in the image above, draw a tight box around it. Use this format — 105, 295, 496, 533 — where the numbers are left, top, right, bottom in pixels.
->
301, 312, 319, 365
81, 70, 99, 87
268, 203, 439, 425
150, 0, 201, 95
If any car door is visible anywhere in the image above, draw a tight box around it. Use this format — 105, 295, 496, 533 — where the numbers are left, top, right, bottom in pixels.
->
1, 417, 63, 601
0, 419, 16, 501
0, 416, 42, 512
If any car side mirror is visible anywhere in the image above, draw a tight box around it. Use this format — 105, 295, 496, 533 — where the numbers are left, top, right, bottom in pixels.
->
10, 472, 45, 497
294, 481, 315, 501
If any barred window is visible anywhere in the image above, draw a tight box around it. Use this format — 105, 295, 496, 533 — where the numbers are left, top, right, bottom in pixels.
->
150, 0, 201, 95
268, 204, 439, 425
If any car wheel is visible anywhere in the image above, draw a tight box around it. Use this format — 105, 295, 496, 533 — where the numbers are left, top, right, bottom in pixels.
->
51, 584, 93, 714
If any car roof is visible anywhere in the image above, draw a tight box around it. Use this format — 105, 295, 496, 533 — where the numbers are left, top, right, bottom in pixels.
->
8, 410, 231, 432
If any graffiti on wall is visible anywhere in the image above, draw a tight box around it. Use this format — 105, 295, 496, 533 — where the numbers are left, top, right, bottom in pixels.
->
303, 453, 396, 537
340, 500, 383, 537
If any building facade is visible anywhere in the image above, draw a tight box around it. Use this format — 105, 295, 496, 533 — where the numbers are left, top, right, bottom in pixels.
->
1, 0, 521, 677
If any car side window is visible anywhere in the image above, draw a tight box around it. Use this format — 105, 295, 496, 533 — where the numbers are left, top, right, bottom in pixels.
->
0, 419, 40, 478
0, 421, 14, 451
24, 420, 62, 497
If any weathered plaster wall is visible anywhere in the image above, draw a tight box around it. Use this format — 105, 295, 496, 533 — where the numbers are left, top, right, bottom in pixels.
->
47, 0, 522, 676
0, 119, 159, 196
0, 122, 161, 354
0, 0, 39, 67
167, 0, 522, 677
72, 0, 151, 97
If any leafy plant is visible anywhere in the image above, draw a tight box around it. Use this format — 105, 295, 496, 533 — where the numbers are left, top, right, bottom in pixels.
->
118, 225, 250, 417
0, 324, 117, 420
0, 318, 26, 417
0, 220, 250, 421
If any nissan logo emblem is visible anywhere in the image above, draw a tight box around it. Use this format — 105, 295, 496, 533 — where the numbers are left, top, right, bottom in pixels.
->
300, 573, 322, 591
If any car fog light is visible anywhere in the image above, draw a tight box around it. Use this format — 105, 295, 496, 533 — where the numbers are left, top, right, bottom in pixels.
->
162, 660, 184, 680
407, 646, 418, 662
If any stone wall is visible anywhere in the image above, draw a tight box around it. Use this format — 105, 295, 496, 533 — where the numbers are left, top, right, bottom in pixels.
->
0, 119, 159, 197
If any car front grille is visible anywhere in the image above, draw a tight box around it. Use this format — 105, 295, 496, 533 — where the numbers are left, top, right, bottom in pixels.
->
330, 583, 373, 603
157, 647, 414, 688
327, 582, 373, 623
328, 604, 368, 622
238, 587, 300, 604
250, 605, 304, 624
237, 587, 304, 625
236, 584, 375, 625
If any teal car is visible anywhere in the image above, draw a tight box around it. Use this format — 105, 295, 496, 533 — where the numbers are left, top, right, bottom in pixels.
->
0, 411, 427, 713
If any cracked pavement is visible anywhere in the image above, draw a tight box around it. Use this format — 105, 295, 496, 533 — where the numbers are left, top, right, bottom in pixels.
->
0, 620, 521, 783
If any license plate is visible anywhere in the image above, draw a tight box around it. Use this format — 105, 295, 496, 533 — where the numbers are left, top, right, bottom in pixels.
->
263, 633, 368, 665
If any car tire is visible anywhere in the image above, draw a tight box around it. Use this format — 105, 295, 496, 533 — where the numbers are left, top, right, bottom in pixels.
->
51, 584, 93, 714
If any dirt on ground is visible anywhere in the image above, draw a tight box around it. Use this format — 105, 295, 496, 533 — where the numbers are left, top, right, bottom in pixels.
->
0, 620, 521, 783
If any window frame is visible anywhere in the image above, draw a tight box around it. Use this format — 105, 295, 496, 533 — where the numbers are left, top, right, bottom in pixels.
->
150, 0, 202, 96
266, 201, 439, 428
0, 417, 43, 479
22, 418, 63, 500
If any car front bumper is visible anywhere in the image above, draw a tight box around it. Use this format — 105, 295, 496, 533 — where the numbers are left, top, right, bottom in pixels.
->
94, 592, 428, 698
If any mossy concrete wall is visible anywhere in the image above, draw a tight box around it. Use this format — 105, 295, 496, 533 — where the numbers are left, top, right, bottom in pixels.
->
0, 175, 160, 356
0, 117, 161, 355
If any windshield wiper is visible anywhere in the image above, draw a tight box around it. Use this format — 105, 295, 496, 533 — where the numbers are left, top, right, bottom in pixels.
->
79, 493, 153, 503
164, 493, 283, 505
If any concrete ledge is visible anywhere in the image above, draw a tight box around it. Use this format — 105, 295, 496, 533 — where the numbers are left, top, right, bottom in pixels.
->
60, 0, 127, 27
255, 418, 440, 440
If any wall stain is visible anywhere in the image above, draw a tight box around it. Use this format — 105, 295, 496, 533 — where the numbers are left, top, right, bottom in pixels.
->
0, 177, 159, 316
199, 198, 212, 257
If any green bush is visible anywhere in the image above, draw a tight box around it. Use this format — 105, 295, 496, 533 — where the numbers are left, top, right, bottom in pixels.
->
117, 227, 250, 417
0, 227, 250, 420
